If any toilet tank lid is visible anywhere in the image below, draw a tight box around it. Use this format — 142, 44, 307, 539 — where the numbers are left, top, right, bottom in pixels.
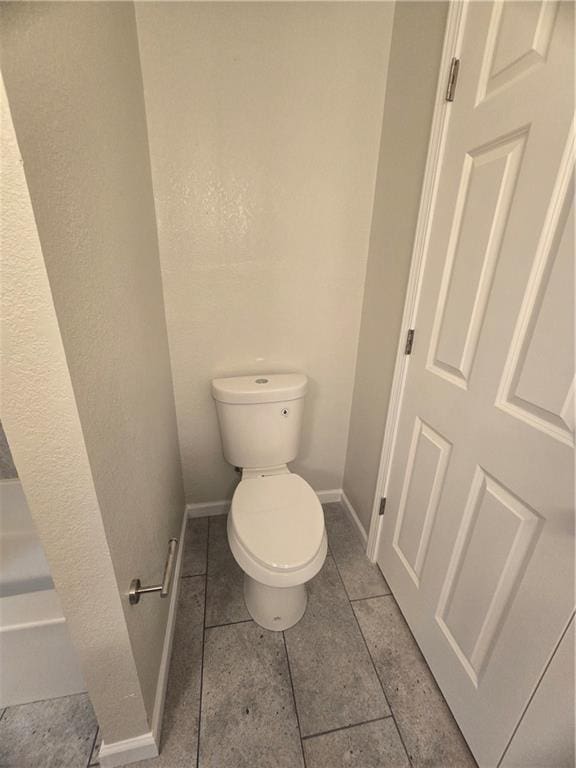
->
211, 373, 307, 404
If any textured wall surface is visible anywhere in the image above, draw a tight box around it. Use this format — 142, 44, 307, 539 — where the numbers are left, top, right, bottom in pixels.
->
0, 77, 150, 743
136, 2, 395, 502
343, 2, 449, 532
0, 2, 184, 724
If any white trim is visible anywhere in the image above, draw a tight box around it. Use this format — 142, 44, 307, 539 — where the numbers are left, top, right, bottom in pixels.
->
98, 732, 158, 768
315, 489, 342, 504
366, 2, 468, 563
187, 500, 229, 518
187, 489, 343, 518
98, 507, 187, 768
340, 491, 368, 545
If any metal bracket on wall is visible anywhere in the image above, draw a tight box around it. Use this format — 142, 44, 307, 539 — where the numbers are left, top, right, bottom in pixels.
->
129, 538, 179, 605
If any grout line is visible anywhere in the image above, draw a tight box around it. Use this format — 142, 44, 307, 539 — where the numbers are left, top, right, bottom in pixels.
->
0, 691, 89, 709
86, 726, 99, 768
360, 590, 477, 765
301, 714, 394, 741
282, 631, 308, 768
181, 572, 207, 580
379, 704, 412, 767
378, 595, 478, 765
349, 593, 392, 603
195, 516, 211, 768
205, 618, 253, 630
325, 507, 411, 763
323, 504, 387, 603
352, 608, 414, 768
330, 551, 414, 768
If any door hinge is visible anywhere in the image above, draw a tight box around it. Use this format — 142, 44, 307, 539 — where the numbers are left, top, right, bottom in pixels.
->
445, 57, 460, 102
404, 329, 415, 355
379, 497, 387, 516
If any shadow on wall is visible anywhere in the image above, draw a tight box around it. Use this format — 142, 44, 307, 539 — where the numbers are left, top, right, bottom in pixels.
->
0, 422, 18, 479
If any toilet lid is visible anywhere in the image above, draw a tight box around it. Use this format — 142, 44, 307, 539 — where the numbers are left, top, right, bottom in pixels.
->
230, 474, 324, 572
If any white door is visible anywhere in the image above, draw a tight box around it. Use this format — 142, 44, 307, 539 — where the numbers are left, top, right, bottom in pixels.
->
377, 2, 574, 766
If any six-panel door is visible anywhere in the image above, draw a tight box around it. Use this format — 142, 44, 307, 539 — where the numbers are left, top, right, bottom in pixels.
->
377, 3, 575, 765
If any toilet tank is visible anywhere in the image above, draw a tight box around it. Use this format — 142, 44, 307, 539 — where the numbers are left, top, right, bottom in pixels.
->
211, 373, 307, 469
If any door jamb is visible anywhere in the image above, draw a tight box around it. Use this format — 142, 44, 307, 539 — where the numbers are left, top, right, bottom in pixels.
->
366, 1, 468, 562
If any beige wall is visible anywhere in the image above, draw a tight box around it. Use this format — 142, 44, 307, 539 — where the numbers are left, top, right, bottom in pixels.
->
1, 76, 150, 743
343, 2, 449, 533
1, 1, 184, 727
135, 2, 395, 503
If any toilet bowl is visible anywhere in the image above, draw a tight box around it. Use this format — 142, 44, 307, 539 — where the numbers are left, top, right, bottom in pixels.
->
211, 373, 327, 630
227, 471, 327, 630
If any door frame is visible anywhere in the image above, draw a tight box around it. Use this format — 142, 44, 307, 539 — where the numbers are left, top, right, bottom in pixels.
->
367, 0, 468, 562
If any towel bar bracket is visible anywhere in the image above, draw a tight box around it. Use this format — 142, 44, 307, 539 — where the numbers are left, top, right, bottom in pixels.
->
129, 538, 179, 605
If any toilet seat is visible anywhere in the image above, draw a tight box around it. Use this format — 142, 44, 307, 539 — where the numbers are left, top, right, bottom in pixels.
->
228, 473, 327, 588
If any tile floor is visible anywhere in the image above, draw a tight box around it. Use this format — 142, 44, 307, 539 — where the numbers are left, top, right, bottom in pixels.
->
0, 503, 477, 768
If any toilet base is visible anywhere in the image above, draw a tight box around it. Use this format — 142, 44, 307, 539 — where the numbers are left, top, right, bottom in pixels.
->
243, 574, 307, 631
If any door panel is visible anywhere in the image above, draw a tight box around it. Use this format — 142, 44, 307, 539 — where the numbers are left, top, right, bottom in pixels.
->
436, 467, 542, 686
429, 128, 528, 388
394, 419, 452, 584
478, 1, 559, 103
377, 3, 574, 765
497, 173, 575, 444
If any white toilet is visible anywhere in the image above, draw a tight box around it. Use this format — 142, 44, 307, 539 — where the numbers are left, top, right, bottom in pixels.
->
211, 373, 327, 631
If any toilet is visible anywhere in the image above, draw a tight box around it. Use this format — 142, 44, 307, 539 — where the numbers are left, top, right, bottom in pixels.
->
211, 373, 327, 631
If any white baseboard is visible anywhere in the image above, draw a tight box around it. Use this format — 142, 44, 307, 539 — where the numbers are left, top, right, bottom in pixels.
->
315, 489, 342, 504
187, 488, 343, 518
187, 500, 230, 518
98, 507, 187, 768
98, 732, 158, 768
340, 491, 368, 545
